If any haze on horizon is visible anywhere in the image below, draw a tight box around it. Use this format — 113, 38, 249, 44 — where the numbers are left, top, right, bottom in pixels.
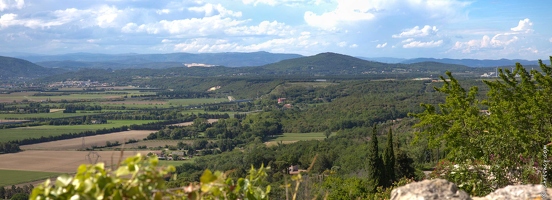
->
0, 0, 550, 60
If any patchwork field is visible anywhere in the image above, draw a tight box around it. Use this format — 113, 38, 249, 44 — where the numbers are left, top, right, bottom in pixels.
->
0, 150, 153, 173
0, 169, 61, 187
21, 130, 156, 150
0, 120, 158, 143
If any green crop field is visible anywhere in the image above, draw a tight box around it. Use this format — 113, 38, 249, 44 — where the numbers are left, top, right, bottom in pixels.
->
0, 112, 99, 119
0, 169, 61, 187
0, 120, 159, 143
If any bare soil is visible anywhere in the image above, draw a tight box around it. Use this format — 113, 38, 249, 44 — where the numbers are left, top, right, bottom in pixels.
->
21, 130, 156, 151
0, 150, 153, 173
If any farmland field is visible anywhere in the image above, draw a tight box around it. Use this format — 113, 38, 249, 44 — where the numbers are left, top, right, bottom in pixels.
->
0, 112, 98, 119
21, 130, 156, 150
0, 92, 127, 103
0, 120, 158, 143
0, 169, 61, 187
0, 150, 153, 173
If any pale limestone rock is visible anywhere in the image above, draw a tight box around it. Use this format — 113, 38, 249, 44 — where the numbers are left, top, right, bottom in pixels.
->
390, 179, 471, 200
392, 179, 552, 200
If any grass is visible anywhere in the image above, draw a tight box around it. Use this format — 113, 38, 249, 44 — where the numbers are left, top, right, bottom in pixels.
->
0, 169, 61, 187
0, 120, 159, 143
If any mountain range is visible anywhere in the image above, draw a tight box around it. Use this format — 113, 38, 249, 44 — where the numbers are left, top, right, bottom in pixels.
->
3, 51, 544, 70
0, 51, 546, 81
14, 51, 302, 68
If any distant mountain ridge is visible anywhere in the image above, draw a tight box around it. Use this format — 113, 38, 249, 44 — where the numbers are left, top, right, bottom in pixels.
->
357, 57, 540, 67
15, 51, 302, 68
0, 56, 65, 80
400, 58, 539, 67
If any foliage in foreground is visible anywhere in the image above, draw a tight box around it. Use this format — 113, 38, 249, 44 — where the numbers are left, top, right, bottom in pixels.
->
30, 154, 271, 200
413, 57, 552, 195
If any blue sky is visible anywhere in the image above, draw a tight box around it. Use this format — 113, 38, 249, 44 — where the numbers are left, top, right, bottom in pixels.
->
0, 0, 550, 60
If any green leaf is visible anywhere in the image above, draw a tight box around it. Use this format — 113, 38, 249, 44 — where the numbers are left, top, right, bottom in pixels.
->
55, 174, 73, 187
200, 169, 217, 184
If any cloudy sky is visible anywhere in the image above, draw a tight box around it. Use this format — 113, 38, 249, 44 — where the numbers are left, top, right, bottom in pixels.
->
0, 0, 550, 60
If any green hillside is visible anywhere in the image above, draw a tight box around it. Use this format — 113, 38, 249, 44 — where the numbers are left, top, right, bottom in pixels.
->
0, 56, 65, 80
259, 52, 476, 75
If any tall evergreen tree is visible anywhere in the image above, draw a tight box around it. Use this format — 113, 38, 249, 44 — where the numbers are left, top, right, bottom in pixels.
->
383, 127, 395, 187
367, 124, 384, 188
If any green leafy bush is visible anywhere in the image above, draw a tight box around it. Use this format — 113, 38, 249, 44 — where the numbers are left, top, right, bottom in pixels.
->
30, 154, 271, 200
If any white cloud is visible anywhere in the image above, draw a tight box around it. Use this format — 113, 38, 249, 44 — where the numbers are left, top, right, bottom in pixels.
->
402, 38, 415, 43
490, 33, 518, 47
349, 44, 358, 48
452, 34, 518, 53
242, 0, 319, 6
0, 13, 68, 29
304, 0, 469, 30
392, 25, 438, 38
403, 40, 442, 48
452, 18, 534, 54
95, 5, 122, 28
188, 3, 242, 17
225, 20, 293, 36
304, 1, 376, 30
511, 18, 533, 33
156, 9, 170, 15
0, 5, 125, 29
337, 42, 347, 47
122, 4, 247, 37
0, 0, 24, 11
376, 42, 387, 48
549, 37, 552, 43
173, 32, 319, 53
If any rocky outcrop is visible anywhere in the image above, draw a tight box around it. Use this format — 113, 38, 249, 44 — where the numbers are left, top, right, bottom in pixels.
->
390, 179, 471, 200
391, 179, 552, 200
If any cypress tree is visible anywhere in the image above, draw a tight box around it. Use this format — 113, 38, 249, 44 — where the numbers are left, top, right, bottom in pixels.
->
367, 124, 384, 187
383, 127, 396, 187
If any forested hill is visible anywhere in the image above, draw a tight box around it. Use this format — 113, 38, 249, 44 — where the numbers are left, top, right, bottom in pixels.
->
21, 51, 303, 68
259, 52, 475, 75
0, 56, 65, 80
